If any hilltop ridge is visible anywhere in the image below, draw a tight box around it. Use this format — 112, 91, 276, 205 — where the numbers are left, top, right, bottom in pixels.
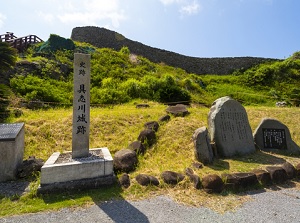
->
71, 26, 279, 75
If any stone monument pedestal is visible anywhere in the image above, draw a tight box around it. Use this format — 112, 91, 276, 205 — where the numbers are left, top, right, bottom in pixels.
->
0, 123, 25, 182
38, 148, 115, 193
39, 53, 115, 193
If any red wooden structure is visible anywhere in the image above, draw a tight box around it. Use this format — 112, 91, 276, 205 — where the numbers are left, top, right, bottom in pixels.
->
0, 32, 43, 51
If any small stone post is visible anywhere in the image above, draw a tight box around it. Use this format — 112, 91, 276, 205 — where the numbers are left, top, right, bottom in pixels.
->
72, 53, 91, 158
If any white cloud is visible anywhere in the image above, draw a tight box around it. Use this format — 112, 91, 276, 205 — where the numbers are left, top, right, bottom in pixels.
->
37, 11, 55, 24
0, 13, 7, 28
57, 0, 126, 28
160, 0, 201, 16
180, 1, 201, 16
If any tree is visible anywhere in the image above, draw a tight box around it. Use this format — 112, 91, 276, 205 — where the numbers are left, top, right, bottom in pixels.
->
0, 42, 17, 71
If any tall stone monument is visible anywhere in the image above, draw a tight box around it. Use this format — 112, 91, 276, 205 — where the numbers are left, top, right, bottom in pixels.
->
72, 53, 90, 158
208, 96, 255, 157
39, 53, 115, 193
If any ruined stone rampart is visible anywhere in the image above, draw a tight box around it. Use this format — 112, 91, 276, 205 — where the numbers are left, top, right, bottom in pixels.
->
71, 26, 280, 75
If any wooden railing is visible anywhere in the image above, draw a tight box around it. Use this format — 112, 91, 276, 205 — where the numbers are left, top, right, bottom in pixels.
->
0, 32, 43, 51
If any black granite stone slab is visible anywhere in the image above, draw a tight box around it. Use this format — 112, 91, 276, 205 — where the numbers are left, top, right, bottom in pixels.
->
0, 123, 24, 141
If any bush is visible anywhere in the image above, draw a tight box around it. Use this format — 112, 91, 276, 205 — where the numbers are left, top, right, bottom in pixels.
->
10, 75, 72, 104
0, 84, 11, 121
91, 88, 129, 104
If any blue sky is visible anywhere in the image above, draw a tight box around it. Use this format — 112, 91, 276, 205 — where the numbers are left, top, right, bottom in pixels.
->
1, 0, 299, 59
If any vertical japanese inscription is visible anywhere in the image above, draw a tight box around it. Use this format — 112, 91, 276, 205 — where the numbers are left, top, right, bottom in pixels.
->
219, 109, 249, 143
72, 53, 91, 158
262, 128, 287, 150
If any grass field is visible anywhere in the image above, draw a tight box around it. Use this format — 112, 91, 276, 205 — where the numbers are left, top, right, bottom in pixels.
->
1, 102, 300, 216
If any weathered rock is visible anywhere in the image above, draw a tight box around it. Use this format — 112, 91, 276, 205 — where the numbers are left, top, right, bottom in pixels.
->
223, 172, 258, 190
136, 174, 150, 186
144, 121, 159, 132
161, 171, 185, 185
296, 163, 300, 177
127, 141, 146, 155
17, 156, 44, 178
202, 174, 224, 193
138, 129, 156, 147
192, 127, 214, 165
166, 104, 189, 117
253, 118, 300, 154
252, 169, 272, 186
185, 168, 201, 189
135, 174, 159, 186
136, 104, 150, 108
208, 96, 255, 157
185, 168, 194, 177
282, 162, 296, 179
158, 114, 170, 122
266, 166, 288, 184
192, 162, 203, 169
119, 173, 130, 188
113, 149, 138, 173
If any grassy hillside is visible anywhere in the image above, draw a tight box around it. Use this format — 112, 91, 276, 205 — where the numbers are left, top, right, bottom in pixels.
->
1, 104, 300, 217
3, 34, 300, 111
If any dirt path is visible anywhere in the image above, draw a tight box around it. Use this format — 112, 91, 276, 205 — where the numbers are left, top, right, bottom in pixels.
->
1, 188, 300, 223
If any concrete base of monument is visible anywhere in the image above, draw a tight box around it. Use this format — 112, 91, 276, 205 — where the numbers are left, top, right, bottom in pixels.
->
38, 147, 115, 193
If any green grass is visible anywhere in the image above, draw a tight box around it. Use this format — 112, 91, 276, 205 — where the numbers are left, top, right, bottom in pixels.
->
1, 103, 300, 216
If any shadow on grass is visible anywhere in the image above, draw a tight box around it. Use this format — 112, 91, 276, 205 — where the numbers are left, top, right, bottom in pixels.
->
230, 150, 287, 165
207, 159, 230, 171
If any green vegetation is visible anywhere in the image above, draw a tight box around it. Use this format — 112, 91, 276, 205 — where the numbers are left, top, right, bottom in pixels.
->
2, 35, 299, 108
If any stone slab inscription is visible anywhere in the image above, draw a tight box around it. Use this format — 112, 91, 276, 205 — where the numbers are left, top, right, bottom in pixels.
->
262, 128, 287, 150
219, 109, 250, 142
0, 123, 24, 141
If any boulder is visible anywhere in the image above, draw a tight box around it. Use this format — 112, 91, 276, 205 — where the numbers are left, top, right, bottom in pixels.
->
119, 173, 130, 188
192, 127, 214, 165
185, 168, 201, 189
266, 166, 288, 184
136, 104, 150, 108
192, 162, 203, 169
202, 174, 224, 193
138, 129, 156, 147
127, 141, 146, 155
296, 163, 300, 177
113, 149, 138, 173
17, 156, 44, 178
144, 121, 159, 132
252, 169, 272, 186
282, 162, 296, 179
166, 104, 189, 117
158, 114, 170, 122
223, 173, 258, 190
161, 171, 185, 185
136, 174, 159, 186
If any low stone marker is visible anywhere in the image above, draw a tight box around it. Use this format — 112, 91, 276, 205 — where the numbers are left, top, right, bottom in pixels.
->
0, 123, 25, 182
208, 96, 255, 157
192, 127, 213, 164
253, 118, 300, 154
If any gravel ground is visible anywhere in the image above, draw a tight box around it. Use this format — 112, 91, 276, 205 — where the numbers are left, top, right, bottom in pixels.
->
1, 188, 300, 223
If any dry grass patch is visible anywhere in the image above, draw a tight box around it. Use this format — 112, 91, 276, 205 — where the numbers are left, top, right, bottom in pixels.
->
3, 103, 300, 215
